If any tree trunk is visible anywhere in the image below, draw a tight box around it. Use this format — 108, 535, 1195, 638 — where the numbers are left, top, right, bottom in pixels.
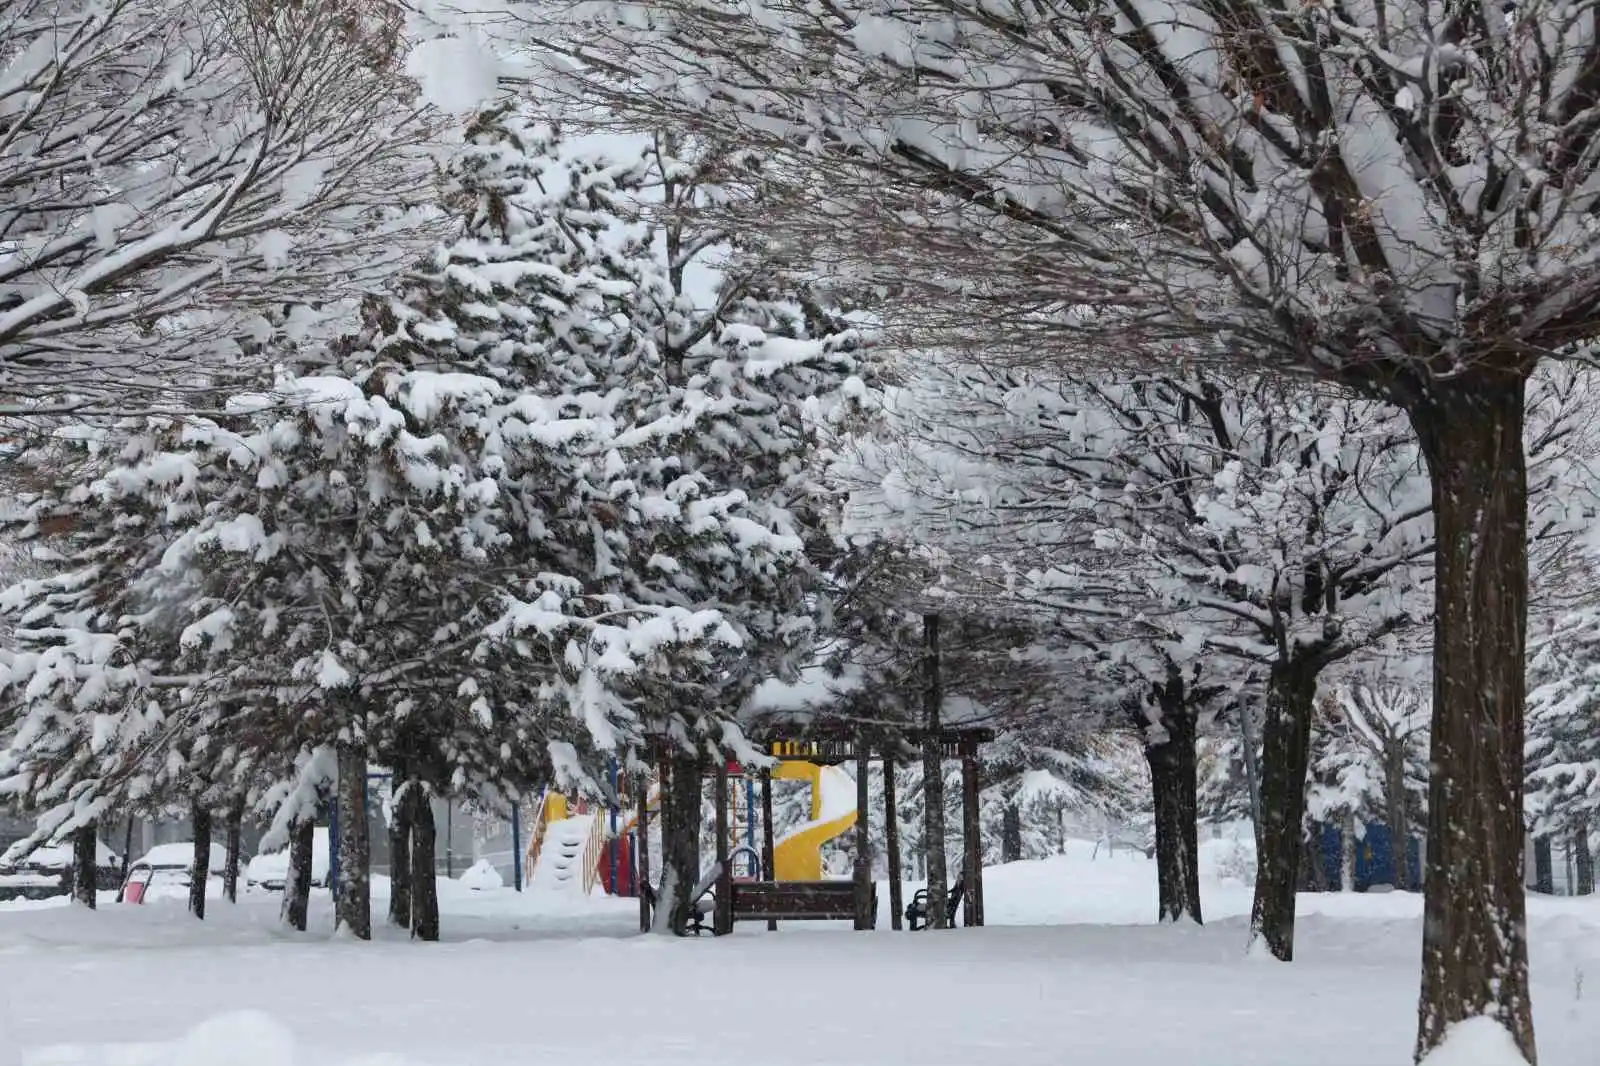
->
281, 818, 314, 932
1000, 799, 1023, 864
334, 740, 371, 940
922, 613, 950, 929
885, 757, 903, 930
1405, 373, 1534, 1064
657, 748, 703, 935
644, 769, 661, 930
1341, 815, 1357, 892
1532, 836, 1554, 895
1299, 832, 1327, 892
388, 775, 415, 930
1237, 697, 1264, 852
114, 816, 134, 903
854, 747, 874, 930
71, 823, 98, 909
1573, 820, 1594, 896
223, 797, 244, 904
410, 787, 439, 941
1249, 661, 1316, 960
189, 804, 212, 920
1386, 743, 1410, 890
1144, 706, 1202, 923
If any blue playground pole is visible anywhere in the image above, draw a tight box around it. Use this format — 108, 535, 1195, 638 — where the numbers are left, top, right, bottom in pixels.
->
608, 758, 619, 894
511, 804, 523, 892
744, 775, 756, 875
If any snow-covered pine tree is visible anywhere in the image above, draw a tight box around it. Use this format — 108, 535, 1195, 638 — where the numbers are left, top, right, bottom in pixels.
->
0, 417, 219, 877
342, 111, 847, 935
1526, 608, 1600, 896
979, 731, 1149, 865
563, 133, 873, 934
161, 360, 532, 939
1309, 681, 1430, 891
379, 108, 738, 783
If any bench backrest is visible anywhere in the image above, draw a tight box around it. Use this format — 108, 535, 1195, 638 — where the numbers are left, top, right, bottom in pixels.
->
728, 880, 863, 920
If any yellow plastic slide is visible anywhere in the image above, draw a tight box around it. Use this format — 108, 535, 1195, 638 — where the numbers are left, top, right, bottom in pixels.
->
771, 761, 858, 881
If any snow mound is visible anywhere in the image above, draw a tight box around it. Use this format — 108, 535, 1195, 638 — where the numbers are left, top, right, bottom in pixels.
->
24, 1011, 441, 1066
1417, 1018, 1530, 1066
26, 1011, 295, 1066
458, 859, 504, 891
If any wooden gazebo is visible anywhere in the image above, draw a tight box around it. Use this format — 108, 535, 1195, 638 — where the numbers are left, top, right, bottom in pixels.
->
637, 721, 994, 935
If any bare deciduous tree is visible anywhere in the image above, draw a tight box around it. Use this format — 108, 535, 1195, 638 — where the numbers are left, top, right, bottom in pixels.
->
504, 2, 1600, 1057
0, 0, 437, 412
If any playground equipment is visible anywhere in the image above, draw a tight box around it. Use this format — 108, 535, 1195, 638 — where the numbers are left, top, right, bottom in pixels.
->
770, 760, 858, 881
523, 779, 659, 897
524, 791, 605, 898
638, 725, 994, 936
525, 721, 996, 937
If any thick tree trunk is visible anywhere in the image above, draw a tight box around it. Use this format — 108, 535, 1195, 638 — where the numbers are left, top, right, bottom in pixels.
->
657, 748, 703, 935
388, 776, 415, 930
189, 804, 212, 920
71, 823, 98, 909
223, 797, 244, 904
1386, 745, 1410, 890
1575, 819, 1594, 897
334, 741, 371, 940
922, 613, 950, 930
281, 818, 314, 932
1249, 661, 1315, 960
1000, 800, 1023, 864
410, 788, 439, 941
1406, 374, 1534, 1064
1144, 706, 1202, 923
1532, 836, 1554, 895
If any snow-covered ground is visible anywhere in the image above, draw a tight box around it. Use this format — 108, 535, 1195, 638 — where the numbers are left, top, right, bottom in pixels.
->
3, 840, 1596, 1066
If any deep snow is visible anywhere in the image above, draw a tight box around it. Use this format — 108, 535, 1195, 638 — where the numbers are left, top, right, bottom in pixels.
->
2, 840, 1595, 1066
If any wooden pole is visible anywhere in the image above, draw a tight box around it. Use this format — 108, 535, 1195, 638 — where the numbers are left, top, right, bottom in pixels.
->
855, 739, 873, 930
761, 765, 777, 931
713, 756, 732, 935
636, 770, 652, 933
961, 743, 982, 928
921, 613, 950, 929
972, 765, 985, 921
885, 751, 903, 930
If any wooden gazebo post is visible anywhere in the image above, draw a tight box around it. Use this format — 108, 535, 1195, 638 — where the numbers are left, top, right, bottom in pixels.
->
884, 749, 903, 930
960, 738, 985, 927
713, 756, 732, 935
854, 735, 874, 930
636, 769, 652, 933
761, 765, 777, 931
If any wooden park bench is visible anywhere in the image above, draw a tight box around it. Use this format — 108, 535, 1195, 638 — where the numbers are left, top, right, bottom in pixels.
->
642, 862, 879, 934
726, 879, 876, 926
